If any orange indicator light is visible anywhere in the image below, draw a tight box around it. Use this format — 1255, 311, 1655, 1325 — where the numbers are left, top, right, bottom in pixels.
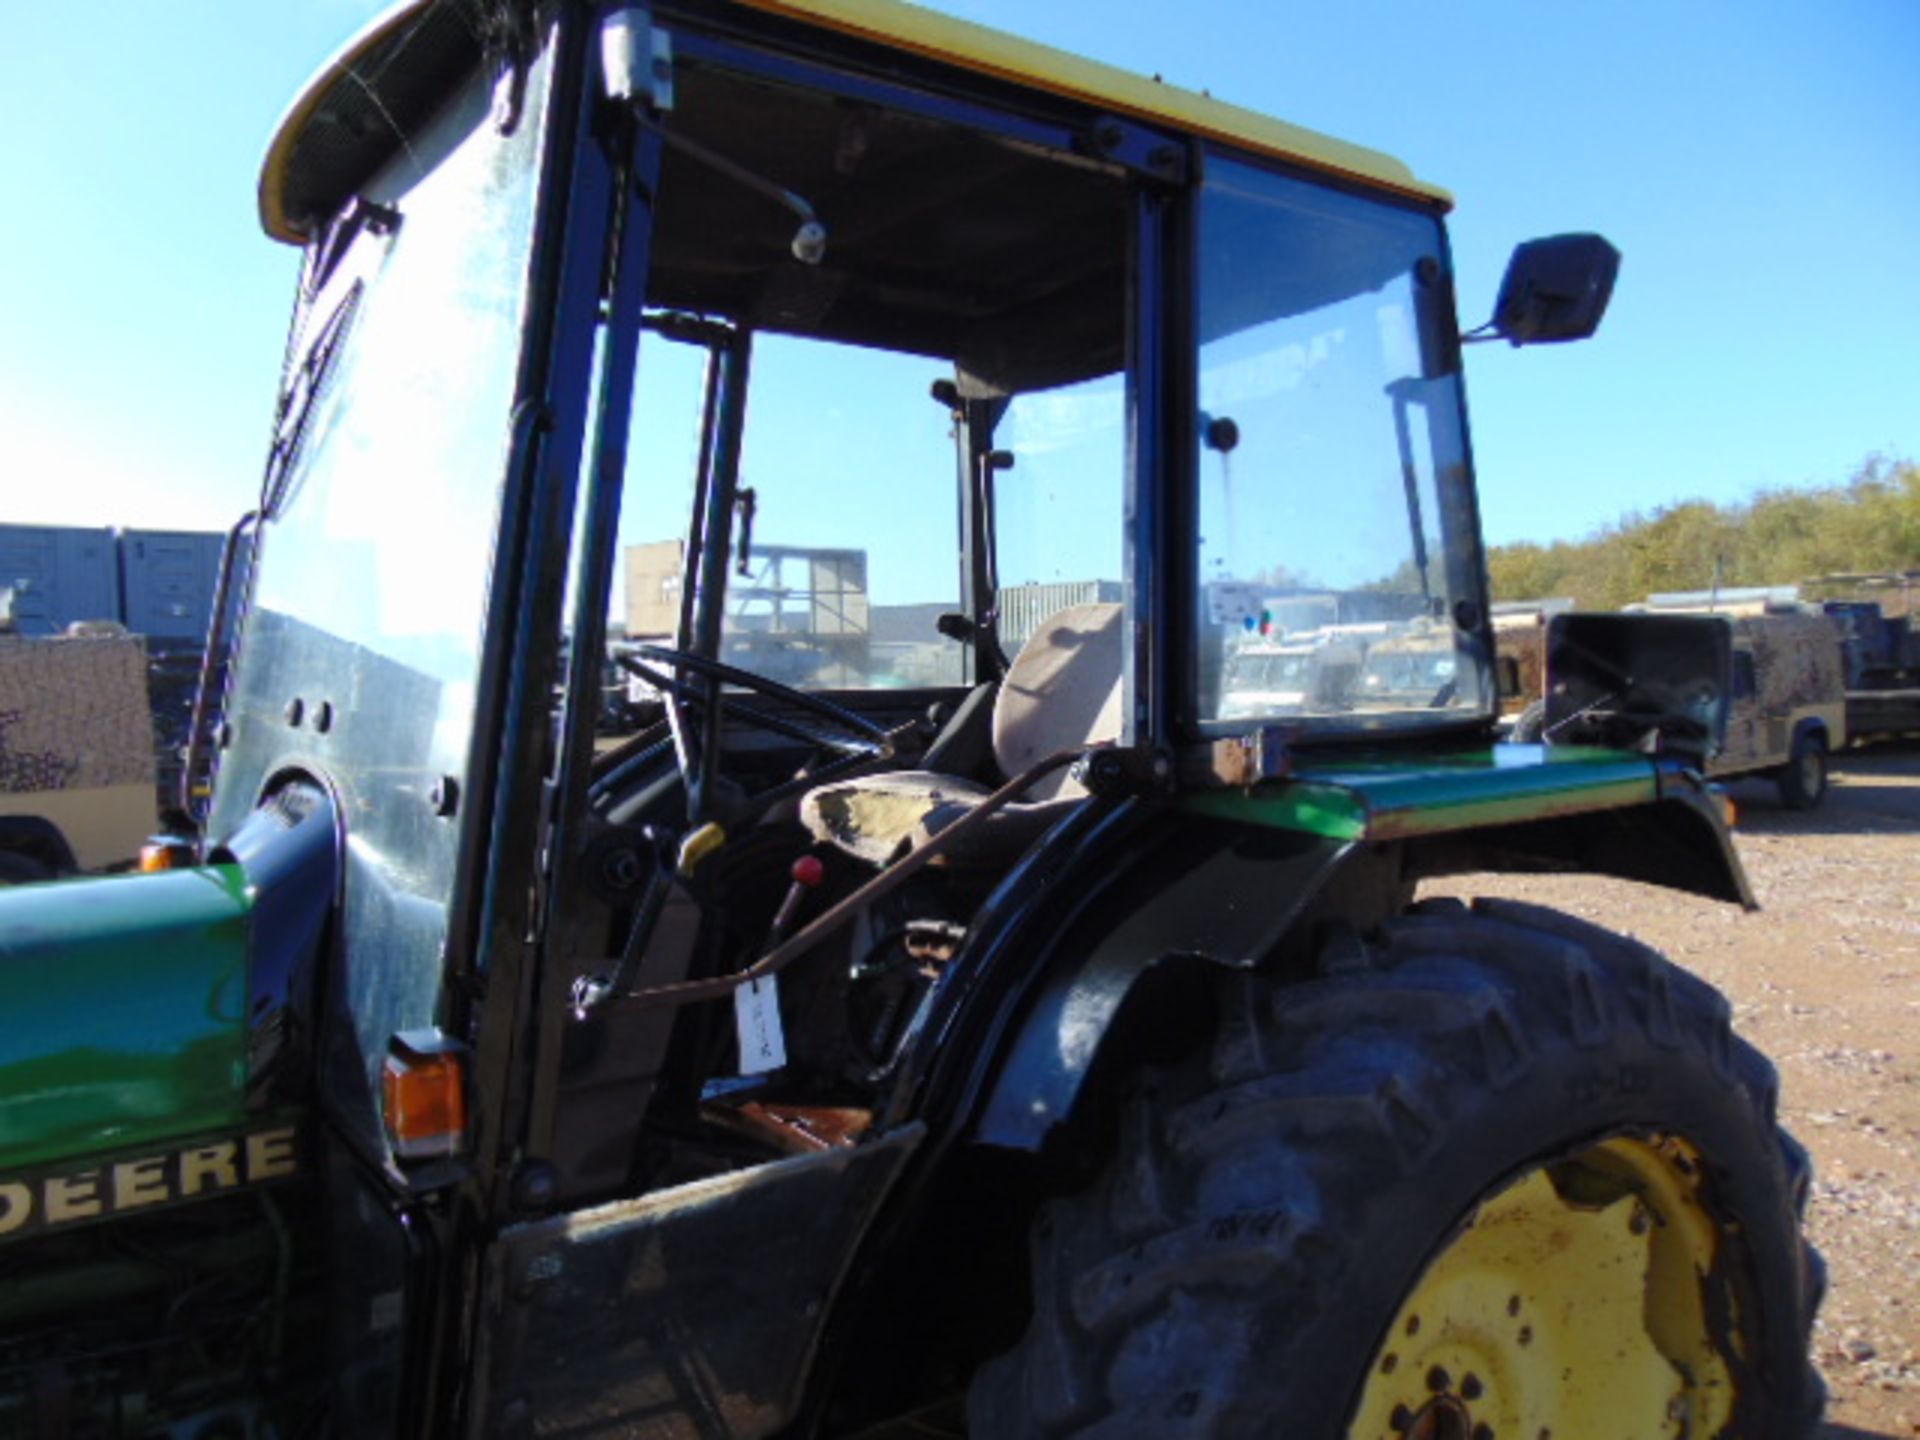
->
139, 837, 196, 872
382, 1032, 469, 1161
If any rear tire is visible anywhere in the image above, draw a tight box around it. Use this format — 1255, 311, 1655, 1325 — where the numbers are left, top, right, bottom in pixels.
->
969, 899, 1823, 1438
1777, 733, 1827, 810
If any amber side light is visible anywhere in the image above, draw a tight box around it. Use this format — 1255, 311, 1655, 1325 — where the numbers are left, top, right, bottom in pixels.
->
139, 837, 196, 872
382, 1031, 470, 1161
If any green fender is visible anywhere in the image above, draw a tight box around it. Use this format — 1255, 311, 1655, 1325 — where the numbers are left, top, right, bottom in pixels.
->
968, 745, 1751, 1153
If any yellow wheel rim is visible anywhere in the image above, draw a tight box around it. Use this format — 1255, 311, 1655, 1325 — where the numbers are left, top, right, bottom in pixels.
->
1348, 1136, 1738, 1439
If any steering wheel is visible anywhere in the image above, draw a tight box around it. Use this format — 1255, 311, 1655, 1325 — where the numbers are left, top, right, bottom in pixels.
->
615, 644, 890, 758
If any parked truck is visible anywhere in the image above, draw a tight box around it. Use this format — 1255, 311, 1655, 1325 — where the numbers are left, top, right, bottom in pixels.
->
0, 2, 1821, 1436
0, 631, 158, 880
1511, 602, 1847, 808
0, 523, 230, 823
1489, 597, 1571, 726
1818, 591, 1920, 743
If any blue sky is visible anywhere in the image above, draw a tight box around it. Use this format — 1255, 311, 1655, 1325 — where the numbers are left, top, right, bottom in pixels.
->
2, 1, 1915, 551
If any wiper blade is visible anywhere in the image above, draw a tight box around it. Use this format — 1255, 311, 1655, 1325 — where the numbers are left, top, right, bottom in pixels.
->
261, 279, 364, 519
263, 197, 402, 517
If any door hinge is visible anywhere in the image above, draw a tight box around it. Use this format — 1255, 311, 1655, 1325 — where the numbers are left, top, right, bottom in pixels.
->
601, 7, 675, 113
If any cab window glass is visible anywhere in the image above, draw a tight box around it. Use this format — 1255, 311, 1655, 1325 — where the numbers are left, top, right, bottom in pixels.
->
1194, 156, 1487, 730
992, 372, 1126, 653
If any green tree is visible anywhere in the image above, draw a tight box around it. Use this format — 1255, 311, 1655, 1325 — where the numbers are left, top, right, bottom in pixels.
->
1485, 454, 1920, 610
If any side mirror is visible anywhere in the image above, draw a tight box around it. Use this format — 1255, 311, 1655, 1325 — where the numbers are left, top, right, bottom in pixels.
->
1485, 233, 1620, 345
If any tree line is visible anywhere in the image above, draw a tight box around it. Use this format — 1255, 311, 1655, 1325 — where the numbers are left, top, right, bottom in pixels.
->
1486, 454, 1920, 612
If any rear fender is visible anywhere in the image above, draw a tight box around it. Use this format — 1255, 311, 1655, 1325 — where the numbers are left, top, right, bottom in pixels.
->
949, 810, 1366, 1154
1404, 781, 1754, 909
953, 782, 1748, 1158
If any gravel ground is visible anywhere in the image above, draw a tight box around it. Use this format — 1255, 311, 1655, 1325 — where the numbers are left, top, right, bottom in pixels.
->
1423, 743, 1920, 1438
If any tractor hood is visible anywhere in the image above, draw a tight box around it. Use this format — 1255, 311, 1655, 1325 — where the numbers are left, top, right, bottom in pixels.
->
0, 867, 254, 1172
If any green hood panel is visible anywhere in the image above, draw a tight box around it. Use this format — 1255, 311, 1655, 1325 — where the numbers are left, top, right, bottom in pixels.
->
0, 866, 253, 1169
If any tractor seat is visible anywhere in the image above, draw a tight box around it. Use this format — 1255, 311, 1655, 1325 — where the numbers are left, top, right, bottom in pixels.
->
800, 602, 1124, 866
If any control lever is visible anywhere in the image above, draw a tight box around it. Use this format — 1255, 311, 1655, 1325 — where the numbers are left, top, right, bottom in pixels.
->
571, 827, 678, 1019
761, 854, 826, 954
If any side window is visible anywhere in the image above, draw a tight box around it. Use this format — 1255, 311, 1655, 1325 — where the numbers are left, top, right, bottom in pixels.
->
728, 336, 964, 690
573, 56, 1130, 754
1496, 655, 1522, 700
1731, 651, 1758, 701
992, 372, 1126, 654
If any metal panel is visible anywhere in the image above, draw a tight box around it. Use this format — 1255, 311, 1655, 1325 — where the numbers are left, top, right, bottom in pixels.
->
120, 529, 226, 642
477, 1124, 924, 1438
0, 525, 120, 635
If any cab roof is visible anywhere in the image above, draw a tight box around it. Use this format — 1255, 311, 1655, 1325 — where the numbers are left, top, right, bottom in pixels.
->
260, 0, 1449, 245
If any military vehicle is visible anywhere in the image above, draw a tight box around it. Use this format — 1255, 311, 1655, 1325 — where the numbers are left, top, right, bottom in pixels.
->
1351, 620, 1462, 711
1816, 588, 1920, 743
1514, 603, 1846, 809
0, 1, 1822, 1436
0, 631, 157, 882
1217, 629, 1367, 718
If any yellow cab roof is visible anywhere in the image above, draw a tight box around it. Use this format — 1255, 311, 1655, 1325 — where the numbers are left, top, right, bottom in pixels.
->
261, 0, 1449, 244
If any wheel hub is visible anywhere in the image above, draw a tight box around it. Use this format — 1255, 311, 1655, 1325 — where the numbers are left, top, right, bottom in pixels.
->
1347, 1136, 1737, 1439
1403, 1396, 1473, 1440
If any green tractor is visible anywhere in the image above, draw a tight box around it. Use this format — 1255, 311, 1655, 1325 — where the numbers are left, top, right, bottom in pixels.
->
0, 1, 1823, 1435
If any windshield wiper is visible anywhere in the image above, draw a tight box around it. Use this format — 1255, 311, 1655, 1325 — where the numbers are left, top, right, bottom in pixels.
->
263, 197, 401, 516
262, 280, 364, 519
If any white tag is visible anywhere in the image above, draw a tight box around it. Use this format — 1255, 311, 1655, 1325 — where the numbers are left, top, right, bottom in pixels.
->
734, 977, 787, 1075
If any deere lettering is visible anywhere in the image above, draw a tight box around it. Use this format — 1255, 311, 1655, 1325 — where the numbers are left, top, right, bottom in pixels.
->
0, 1126, 297, 1240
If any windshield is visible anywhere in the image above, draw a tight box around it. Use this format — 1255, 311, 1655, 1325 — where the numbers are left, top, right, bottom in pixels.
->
1193, 156, 1489, 731
210, 50, 552, 1153
1359, 640, 1458, 699
1231, 651, 1312, 689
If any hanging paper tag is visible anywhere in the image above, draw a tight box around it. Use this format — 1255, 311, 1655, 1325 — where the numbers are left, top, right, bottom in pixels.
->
734, 976, 787, 1075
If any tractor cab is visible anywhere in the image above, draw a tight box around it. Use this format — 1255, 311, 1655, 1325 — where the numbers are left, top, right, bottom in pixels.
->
2, 5, 1820, 1439
223, 0, 1519, 1203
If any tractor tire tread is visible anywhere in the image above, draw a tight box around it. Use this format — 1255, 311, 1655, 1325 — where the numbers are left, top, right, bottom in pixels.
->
968, 901, 1824, 1439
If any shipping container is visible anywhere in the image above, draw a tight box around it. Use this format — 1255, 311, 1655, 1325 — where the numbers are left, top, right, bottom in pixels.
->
0, 525, 121, 635
120, 529, 225, 642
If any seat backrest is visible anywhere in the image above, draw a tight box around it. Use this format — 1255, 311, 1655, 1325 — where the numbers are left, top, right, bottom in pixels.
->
991, 602, 1124, 801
